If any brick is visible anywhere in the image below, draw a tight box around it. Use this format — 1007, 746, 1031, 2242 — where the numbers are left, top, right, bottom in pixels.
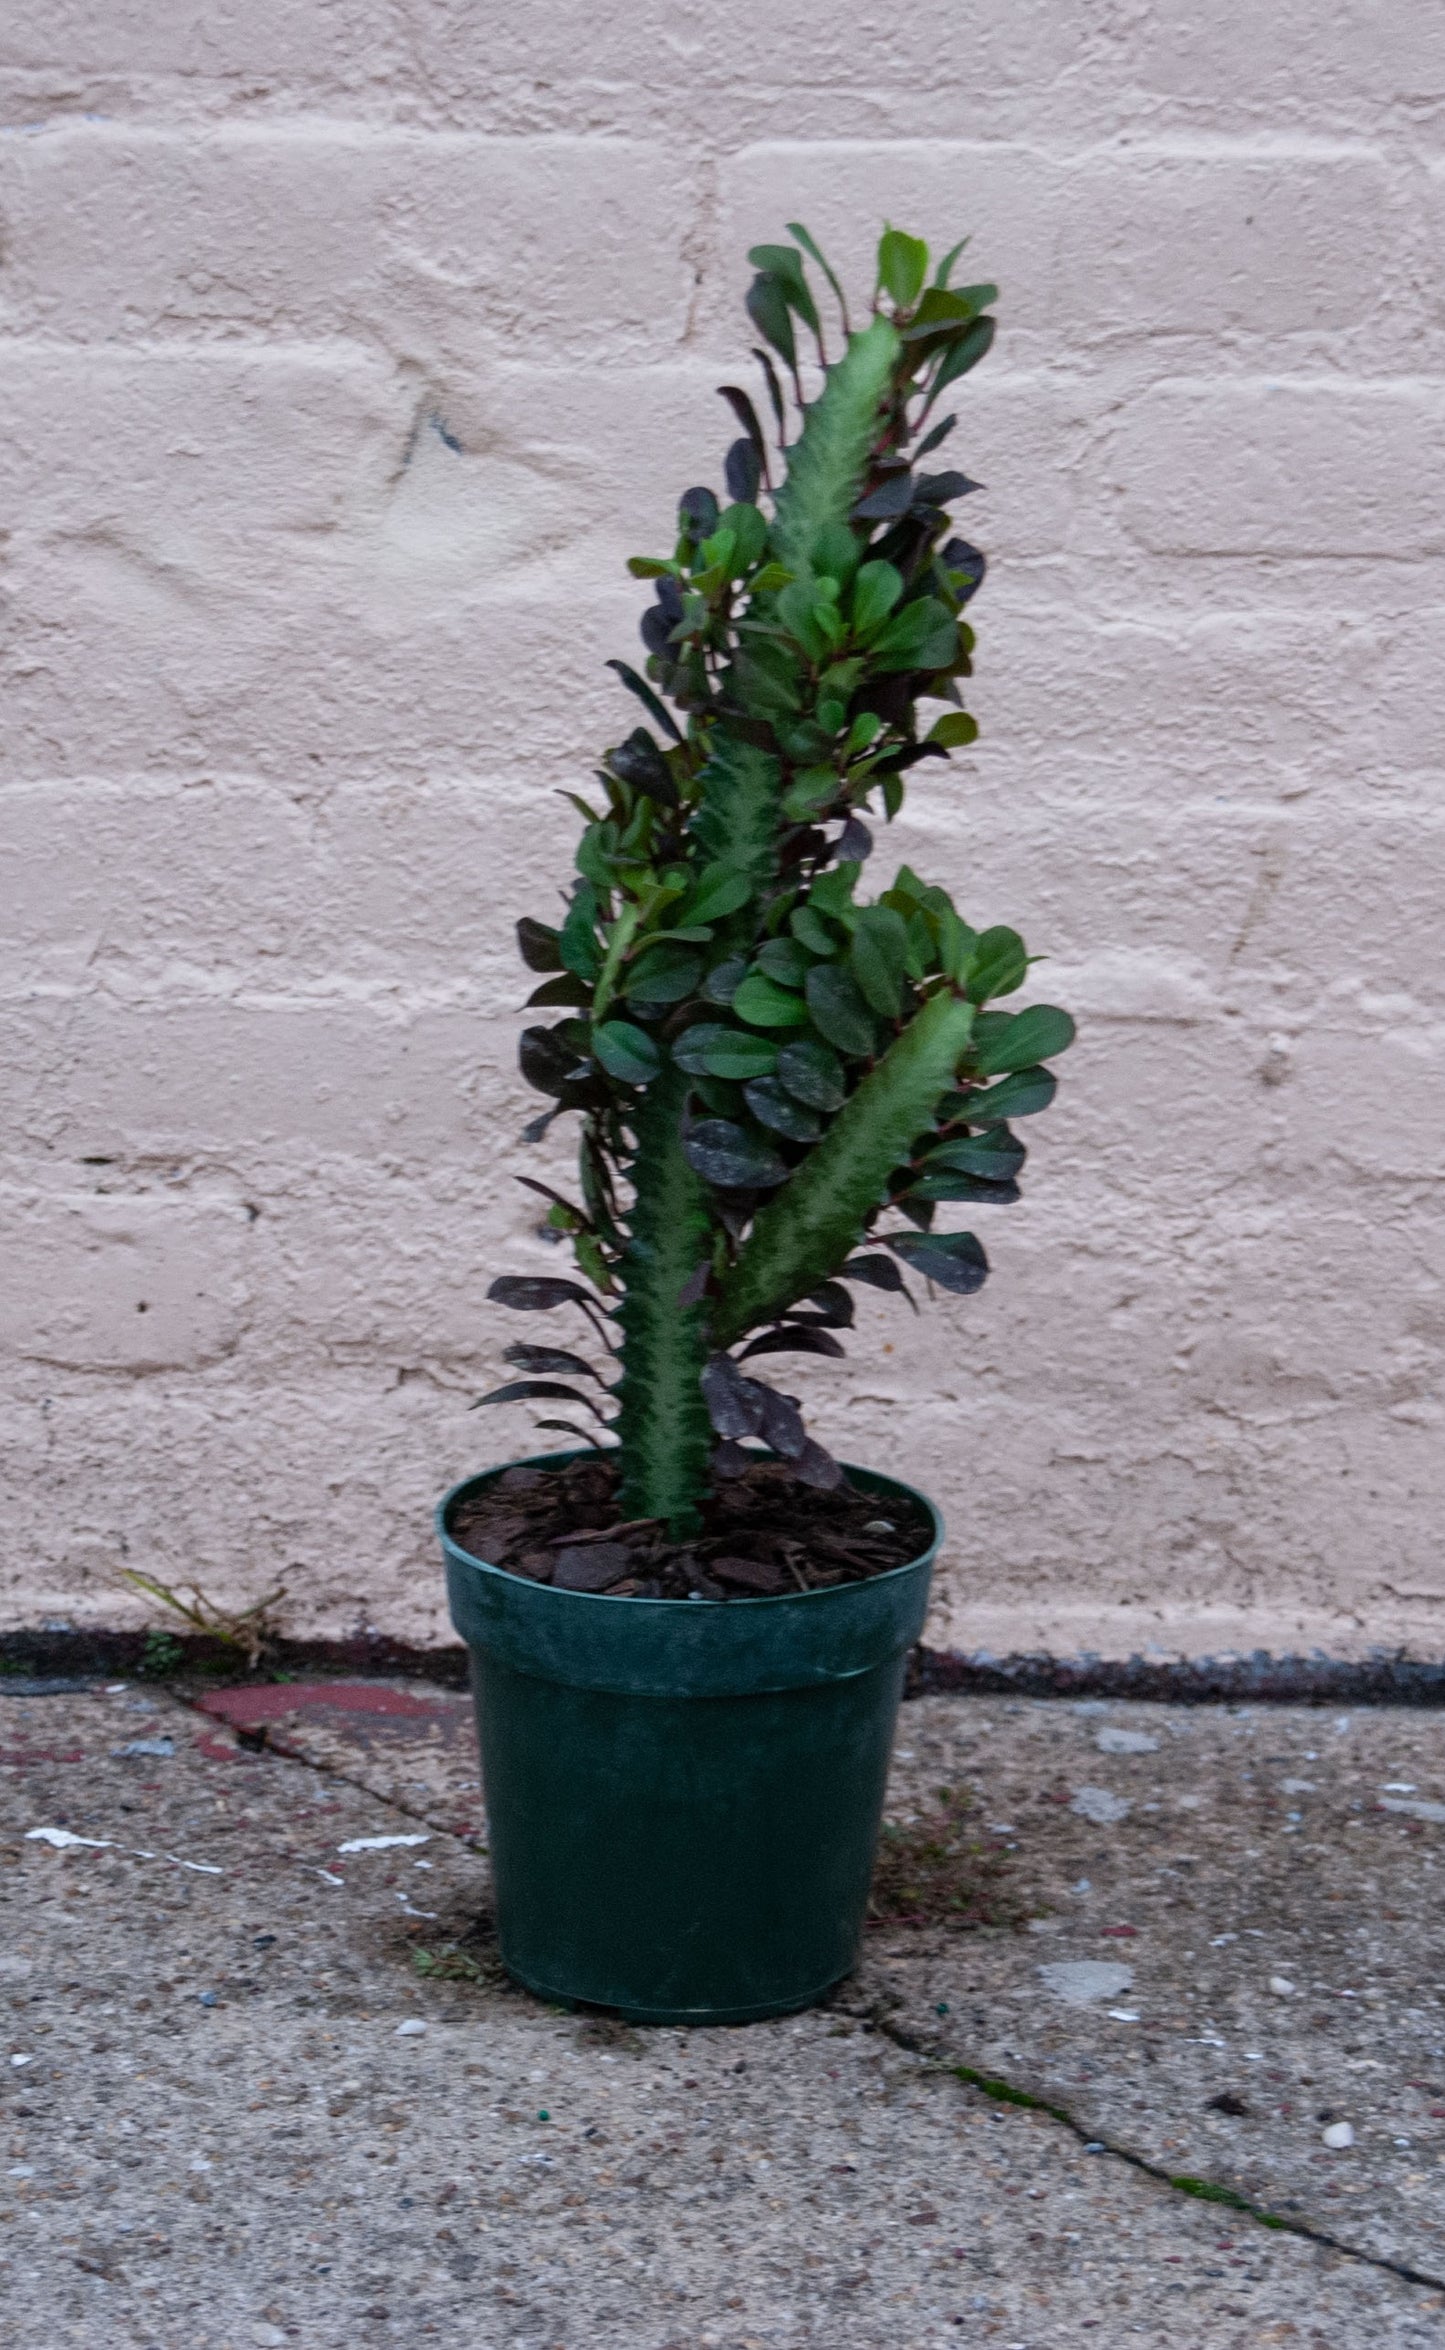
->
0, 1000, 515, 1163
0, 127, 697, 355
1054, 147, 1405, 337
1110, 382, 1445, 557
0, 1192, 249, 1370
1133, 2, 1445, 115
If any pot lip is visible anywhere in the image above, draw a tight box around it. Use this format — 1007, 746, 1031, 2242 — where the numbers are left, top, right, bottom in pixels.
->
437, 1447, 942, 1611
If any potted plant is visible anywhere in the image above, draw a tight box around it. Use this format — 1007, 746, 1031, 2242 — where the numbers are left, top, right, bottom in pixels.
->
438, 222, 1073, 2023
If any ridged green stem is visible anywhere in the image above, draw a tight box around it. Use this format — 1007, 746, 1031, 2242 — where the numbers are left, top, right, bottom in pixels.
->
710, 990, 976, 1347
613, 1067, 714, 1533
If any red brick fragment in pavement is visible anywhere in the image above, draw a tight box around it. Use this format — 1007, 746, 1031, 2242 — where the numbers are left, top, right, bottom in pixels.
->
194, 1681, 483, 1840
197, 1681, 456, 1728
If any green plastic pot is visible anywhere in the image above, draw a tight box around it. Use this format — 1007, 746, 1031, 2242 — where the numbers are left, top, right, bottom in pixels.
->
438, 1450, 940, 2025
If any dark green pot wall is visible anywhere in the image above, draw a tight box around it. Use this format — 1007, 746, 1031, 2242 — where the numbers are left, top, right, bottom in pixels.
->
438, 1451, 940, 2025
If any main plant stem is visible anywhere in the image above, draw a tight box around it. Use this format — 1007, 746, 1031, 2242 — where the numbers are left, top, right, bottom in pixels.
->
613, 1067, 714, 1534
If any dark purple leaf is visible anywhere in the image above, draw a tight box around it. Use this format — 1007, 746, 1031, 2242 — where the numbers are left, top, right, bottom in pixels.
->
941, 538, 987, 605
525, 974, 593, 1008
678, 487, 720, 538
840, 1253, 908, 1293
915, 469, 982, 504
801, 1280, 855, 1326
533, 1419, 608, 1450
724, 436, 761, 504
517, 916, 562, 972
742, 1076, 822, 1142
912, 413, 956, 459
756, 1384, 807, 1459
701, 1354, 765, 1441
738, 1326, 847, 1363
683, 1119, 789, 1190
712, 1439, 754, 1479
853, 471, 915, 520
472, 1379, 609, 1421
718, 384, 770, 484
751, 346, 789, 445
606, 728, 676, 803
519, 1024, 584, 1099
792, 1436, 844, 1491
836, 815, 873, 863
488, 1275, 603, 1314
640, 603, 675, 657
502, 1341, 606, 1384
605, 657, 683, 744
676, 1261, 712, 1308
521, 1106, 562, 1145
884, 1230, 990, 1295
514, 1175, 587, 1217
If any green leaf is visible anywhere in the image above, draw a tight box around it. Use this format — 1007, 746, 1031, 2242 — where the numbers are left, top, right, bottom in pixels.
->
558, 885, 602, 981
746, 272, 798, 372
626, 555, 675, 579
711, 990, 977, 1345
870, 595, 960, 673
850, 559, 904, 638
849, 904, 910, 1019
743, 1077, 823, 1141
809, 862, 861, 921
746, 244, 820, 336
971, 1004, 1076, 1075
805, 963, 877, 1056
732, 972, 814, 1029
718, 500, 769, 570
877, 227, 929, 309
592, 1020, 661, 1085
770, 317, 899, 580
786, 220, 851, 325
781, 766, 841, 821
790, 906, 838, 957
702, 954, 747, 1006
672, 1025, 779, 1081
924, 1125, 1026, 1179
682, 863, 754, 925
932, 237, 969, 289
965, 925, 1029, 1004
755, 937, 810, 988
956, 1065, 1058, 1123
923, 316, 996, 411
927, 711, 979, 749
777, 1036, 847, 1111
624, 945, 704, 1005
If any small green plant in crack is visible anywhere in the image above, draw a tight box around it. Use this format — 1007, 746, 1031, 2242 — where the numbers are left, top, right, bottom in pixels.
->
867, 1785, 1022, 1930
411, 1945, 489, 1985
139, 1628, 185, 1679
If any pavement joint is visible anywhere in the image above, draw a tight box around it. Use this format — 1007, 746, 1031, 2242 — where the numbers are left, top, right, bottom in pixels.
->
847, 1994, 1445, 2299
176, 1673, 1445, 2304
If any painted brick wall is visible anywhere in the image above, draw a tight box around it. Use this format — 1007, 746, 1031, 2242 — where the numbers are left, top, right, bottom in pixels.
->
4, 3, 1444, 1659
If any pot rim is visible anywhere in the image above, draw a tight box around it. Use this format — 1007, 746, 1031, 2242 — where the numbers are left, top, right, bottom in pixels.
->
436, 1445, 943, 1610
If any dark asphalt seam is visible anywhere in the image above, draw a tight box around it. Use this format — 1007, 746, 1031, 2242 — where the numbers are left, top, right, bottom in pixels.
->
844, 1996, 1445, 2297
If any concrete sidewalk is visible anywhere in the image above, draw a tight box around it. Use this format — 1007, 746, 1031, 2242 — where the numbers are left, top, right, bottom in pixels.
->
2, 1678, 1443, 2348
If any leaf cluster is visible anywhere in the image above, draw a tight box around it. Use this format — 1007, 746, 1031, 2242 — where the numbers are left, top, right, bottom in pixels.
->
482, 225, 1075, 1524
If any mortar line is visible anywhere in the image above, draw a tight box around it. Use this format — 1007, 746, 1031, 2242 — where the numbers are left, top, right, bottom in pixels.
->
168, 1683, 1445, 2300
846, 1997, 1445, 2299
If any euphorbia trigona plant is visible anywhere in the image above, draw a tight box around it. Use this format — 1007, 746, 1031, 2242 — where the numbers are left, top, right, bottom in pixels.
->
481, 224, 1074, 1537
